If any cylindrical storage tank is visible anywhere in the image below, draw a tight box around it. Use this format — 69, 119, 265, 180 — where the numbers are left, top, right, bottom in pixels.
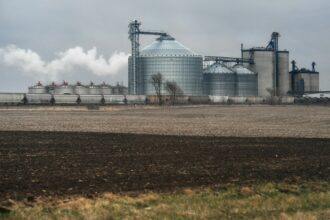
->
112, 85, 120, 95
130, 35, 203, 96
278, 51, 290, 96
203, 63, 236, 96
242, 49, 274, 97
74, 85, 89, 95
100, 85, 112, 95
28, 82, 48, 94
232, 64, 258, 97
54, 82, 75, 95
88, 86, 102, 95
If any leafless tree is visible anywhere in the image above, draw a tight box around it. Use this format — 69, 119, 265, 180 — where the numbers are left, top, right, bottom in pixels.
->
165, 81, 183, 105
266, 88, 281, 105
150, 73, 163, 105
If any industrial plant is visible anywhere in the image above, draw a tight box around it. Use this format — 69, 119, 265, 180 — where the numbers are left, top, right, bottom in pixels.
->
0, 20, 325, 105
128, 20, 320, 98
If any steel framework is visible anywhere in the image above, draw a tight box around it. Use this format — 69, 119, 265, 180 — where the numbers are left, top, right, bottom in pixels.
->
128, 20, 168, 95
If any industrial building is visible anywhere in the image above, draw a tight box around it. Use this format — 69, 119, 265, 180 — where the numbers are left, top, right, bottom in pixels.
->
290, 61, 319, 95
128, 20, 319, 98
0, 20, 322, 105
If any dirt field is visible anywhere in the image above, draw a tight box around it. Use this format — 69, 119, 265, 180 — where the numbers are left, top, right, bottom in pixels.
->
0, 131, 329, 203
0, 105, 329, 204
0, 105, 329, 138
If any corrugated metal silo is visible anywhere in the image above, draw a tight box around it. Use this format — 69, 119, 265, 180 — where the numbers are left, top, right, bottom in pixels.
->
130, 35, 203, 96
203, 62, 236, 96
231, 64, 258, 97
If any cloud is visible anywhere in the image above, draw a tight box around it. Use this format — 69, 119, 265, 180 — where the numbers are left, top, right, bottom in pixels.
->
0, 45, 129, 82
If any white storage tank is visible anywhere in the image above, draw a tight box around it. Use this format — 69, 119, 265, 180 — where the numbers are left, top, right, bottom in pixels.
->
278, 51, 290, 96
54, 81, 75, 95
88, 82, 102, 95
100, 82, 112, 95
28, 82, 48, 94
74, 82, 89, 95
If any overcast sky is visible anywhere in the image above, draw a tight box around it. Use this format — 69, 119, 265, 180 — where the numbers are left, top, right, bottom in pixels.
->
0, 0, 329, 92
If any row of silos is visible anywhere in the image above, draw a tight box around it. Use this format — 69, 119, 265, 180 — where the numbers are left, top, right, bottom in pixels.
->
28, 82, 128, 95
203, 63, 258, 97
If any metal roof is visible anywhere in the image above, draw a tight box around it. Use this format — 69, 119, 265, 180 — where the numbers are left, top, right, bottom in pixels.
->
231, 64, 255, 74
140, 36, 199, 57
204, 63, 234, 74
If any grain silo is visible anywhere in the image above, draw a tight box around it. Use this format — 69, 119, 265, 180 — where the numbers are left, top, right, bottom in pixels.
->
28, 82, 48, 94
88, 82, 102, 95
242, 33, 290, 97
74, 82, 89, 95
203, 62, 236, 96
54, 81, 75, 95
231, 64, 258, 97
129, 35, 203, 96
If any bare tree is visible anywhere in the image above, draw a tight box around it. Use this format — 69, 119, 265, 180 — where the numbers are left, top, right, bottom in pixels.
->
266, 88, 280, 105
150, 73, 163, 105
165, 81, 183, 105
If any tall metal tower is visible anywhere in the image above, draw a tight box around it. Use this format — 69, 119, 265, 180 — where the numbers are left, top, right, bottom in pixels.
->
267, 32, 280, 95
128, 20, 168, 95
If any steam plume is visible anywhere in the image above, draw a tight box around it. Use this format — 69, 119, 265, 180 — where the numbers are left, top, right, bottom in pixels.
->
0, 45, 129, 81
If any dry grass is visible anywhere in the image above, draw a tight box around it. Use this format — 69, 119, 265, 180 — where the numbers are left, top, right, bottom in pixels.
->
2, 182, 330, 220
0, 105, 329, 138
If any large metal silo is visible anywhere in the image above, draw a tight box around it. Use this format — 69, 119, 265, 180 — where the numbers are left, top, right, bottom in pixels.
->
203, 63, 236, 96
232, 64, 258, 97
129, 35, 203, 96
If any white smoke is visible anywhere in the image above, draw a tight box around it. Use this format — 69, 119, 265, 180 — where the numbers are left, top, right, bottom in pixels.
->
0, 45, 130, 81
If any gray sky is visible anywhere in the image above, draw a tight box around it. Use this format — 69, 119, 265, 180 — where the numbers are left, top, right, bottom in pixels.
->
1, 0, 329, 92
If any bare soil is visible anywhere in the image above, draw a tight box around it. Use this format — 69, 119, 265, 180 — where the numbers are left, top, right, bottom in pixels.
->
0, 105, 329, 138
0, 131, 329, 203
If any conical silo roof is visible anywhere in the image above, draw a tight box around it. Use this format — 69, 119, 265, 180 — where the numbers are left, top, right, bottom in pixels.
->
140, 35, 199, 57
204, 63, 234, 74
231, 64, 255, 74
